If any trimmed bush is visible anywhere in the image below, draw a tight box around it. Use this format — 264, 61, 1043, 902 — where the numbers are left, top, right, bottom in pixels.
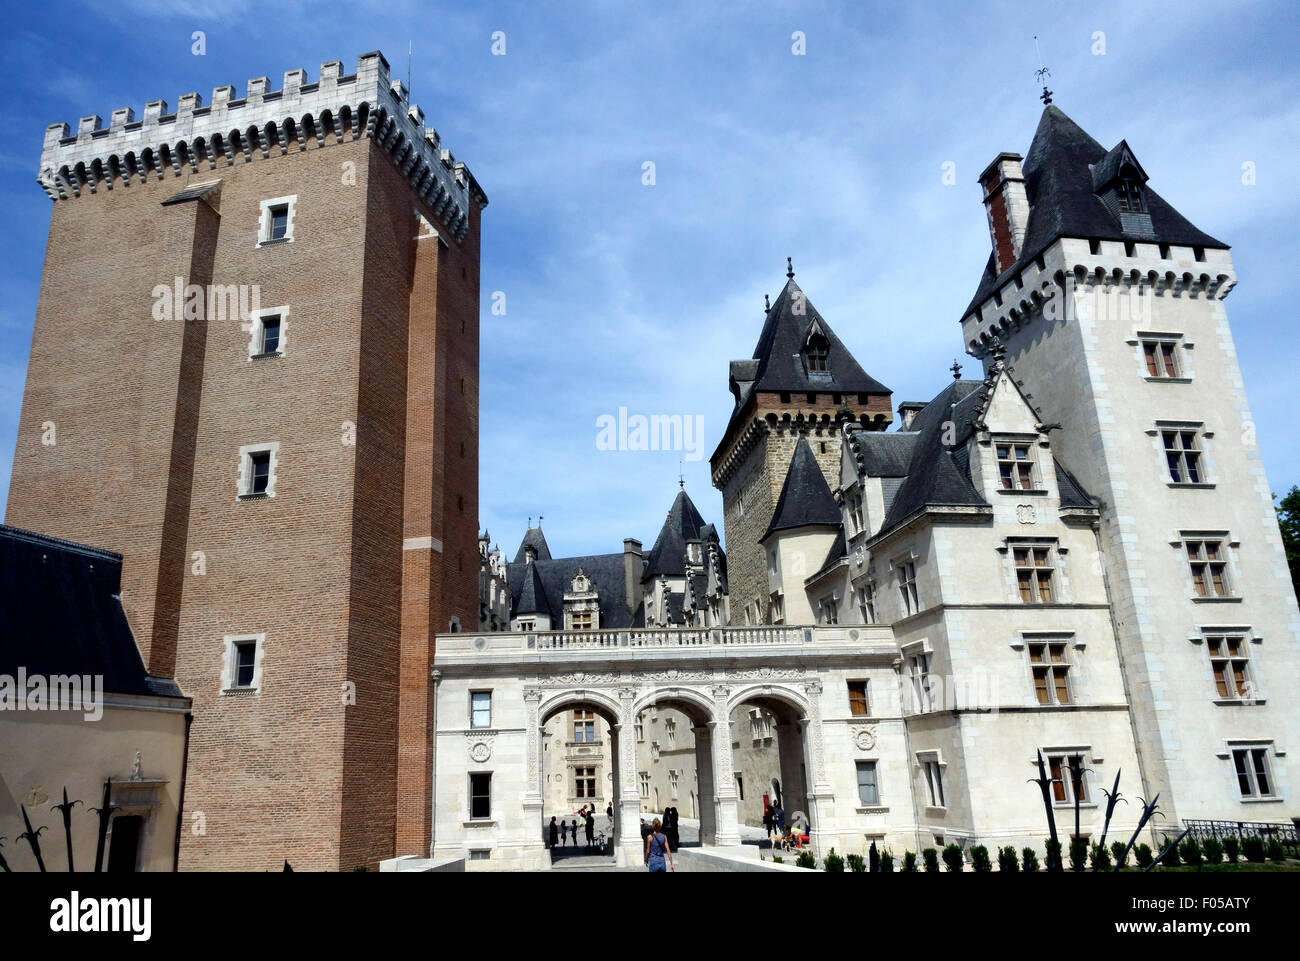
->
903, 850, 917, 873
1224, 837, 1240, 863
1068, 837, 1088, 872
1134, 844, 1153, 869
1110, 841, 1128, 869
1242, 836, 1265, 863
1202, 838, 1223, 865
922, 848, 940, 873
824, 848, 844, 872
970, 845, 992, 873
1179, 838, 1203, 867
772, 855, 783, 864
880, 850, 895, 873
1267, 839, 1286, 862
1022, 847, 1040, 873
1044, 839, 1062, 872
942, 844, 965, 873
796, 849, 817, 869
998, 846, 1019, 872
1159, 836, 1181, 867
1089, 843, 1112, 871
846, 853, 865, 873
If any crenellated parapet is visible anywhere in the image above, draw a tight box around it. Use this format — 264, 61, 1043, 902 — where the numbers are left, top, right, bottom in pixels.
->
960, 237, 1235, 358
36, 50, 487, 241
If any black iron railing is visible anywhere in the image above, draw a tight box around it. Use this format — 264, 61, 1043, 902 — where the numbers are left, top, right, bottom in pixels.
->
1182, 819, 1299, 851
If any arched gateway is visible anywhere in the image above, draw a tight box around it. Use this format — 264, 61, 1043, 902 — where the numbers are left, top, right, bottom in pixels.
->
430, 624, 899, 870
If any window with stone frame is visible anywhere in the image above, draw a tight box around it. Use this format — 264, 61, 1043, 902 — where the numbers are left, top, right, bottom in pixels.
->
848, 680, 870, 717
1141, 338, 1181, 378
572, 710, 596, 743
664, 717, 676, 747
856, 760, 880, 806
1163, 428, 1204, 484
258, 194, 296, 245
1231, 746, 1276, 799
770, 591, 784, 624
1047, 753, 1089, 804
1186, 538, 1231, 598
635, 718, 644, 742
570, 610, 594, 631
1014, 544, 1056, 603
921, 758, 945, 807
848, 489, 865, 534
820, 595, 839, 625
470, 690, 492, 728
238, 442, 278, 499
1028, 641, 1071, 705
804, 332, 829, 372
669, 769, 679, 799
574, 767, 596, 799
1117, 167, 1145, 213
469, 772, 491, 819
995, 440, 1038, 491
638, 772, 650, 798
907, 650, 934, 712
897, 560, 920, 616
1206, 635, 1253, 700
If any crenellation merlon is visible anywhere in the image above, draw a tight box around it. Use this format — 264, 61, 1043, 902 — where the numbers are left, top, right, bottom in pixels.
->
36, 50, 488, 236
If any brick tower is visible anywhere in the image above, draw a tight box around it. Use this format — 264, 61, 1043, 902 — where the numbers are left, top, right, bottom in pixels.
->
710, 263, 892, 625
6, 52, 486, 869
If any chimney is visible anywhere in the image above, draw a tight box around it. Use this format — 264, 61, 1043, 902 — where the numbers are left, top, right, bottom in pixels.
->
897, 402, 926, 431
623, 538, 643, 616
979, 152, 1029, 275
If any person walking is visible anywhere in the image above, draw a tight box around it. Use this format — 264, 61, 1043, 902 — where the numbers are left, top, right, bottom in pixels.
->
549, 816, 559, 849
645, 818, 674, 872
584, 808, 595, 849
667, 807, 679, 851
560, 819, 568, 847
763, 802, 774, 838
571, 817, 579, 847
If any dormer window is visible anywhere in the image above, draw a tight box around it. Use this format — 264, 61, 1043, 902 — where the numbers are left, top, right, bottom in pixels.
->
1117, 165, 1144, 213
806, 339, 828, 372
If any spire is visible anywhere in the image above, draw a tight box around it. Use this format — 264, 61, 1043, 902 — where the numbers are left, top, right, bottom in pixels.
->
1034, 35, 1053, 105
760, 437, 841, 543
786, 256, 795, 280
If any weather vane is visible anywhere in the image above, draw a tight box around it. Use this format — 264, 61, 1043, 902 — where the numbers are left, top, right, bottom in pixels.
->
1034, 35, 1053, 105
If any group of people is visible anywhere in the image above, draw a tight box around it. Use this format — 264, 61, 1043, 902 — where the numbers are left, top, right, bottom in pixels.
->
547, 804, 605, 850
763, 800, 811, 850
761, 801, 786, 837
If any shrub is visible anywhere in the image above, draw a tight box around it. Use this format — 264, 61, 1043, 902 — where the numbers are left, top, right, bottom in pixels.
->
1159, 836, 1181, 867
970, 845, 992, 873
903, 851, 918, 873
1069, 838, 1088, 872
1022, 847, 1040, 873
1242, 836, 1265, 863
1179, 838, 1202, 867
1111, 841, 1128, 869
846, 853, 865, 873
942, 844, 965, 873
796, 849, 817, 869
1134, 844, 1153, 869
880, 850, 895, 873
1224, 837, 1240, 863
998, 846, 1019, 872
1044, 839, 1062, 872
772, 855, 783, 864
824, 848, 844, 872
1267, 839, 1286, 862
1089, 843, 1112, 871
922, 848, 940, 873
1202, 838, 1223, 865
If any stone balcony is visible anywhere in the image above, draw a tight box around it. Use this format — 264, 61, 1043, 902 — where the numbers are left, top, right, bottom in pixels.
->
433, 624, 898, 674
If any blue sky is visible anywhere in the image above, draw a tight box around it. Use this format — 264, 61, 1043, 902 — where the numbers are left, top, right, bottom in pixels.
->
1, 0, 1296, 559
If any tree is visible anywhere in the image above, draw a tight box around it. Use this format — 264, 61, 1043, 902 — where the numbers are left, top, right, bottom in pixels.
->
1277, 486, 1300, 601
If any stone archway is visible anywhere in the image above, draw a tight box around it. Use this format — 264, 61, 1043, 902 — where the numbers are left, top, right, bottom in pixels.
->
632, 690, 719, 845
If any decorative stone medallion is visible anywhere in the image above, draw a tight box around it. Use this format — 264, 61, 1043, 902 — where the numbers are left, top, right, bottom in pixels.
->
851, 724, 878, 751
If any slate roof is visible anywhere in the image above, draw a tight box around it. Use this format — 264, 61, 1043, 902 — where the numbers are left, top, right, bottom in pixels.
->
0, 525, 185, 699
849, 375, 1101, 541
512, 526, 553, 564
966, 105, 1228, 315
761, 437, 842, 543
507, 552, 639, 629
807, 528, 848, 584
717, 275, 892, 460
643, 489, 709, 580
512, 561, 553, 618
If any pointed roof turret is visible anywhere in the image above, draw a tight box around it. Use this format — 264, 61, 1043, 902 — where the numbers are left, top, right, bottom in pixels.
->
643, 488, 709, 580
512, 561, 553, 618
513, 525, 552, 564
965, 104, 1228, 315
760, 438, 841, 543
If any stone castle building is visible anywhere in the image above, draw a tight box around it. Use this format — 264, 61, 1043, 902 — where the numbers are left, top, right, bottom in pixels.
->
6, 52, 486, 869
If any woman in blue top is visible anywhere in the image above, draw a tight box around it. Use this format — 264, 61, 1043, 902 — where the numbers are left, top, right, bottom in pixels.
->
644, 818, 674, 872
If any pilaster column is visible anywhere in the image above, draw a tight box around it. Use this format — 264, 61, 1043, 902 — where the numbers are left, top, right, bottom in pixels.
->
615, 687, 644, 867
522, 688, 546, 856
710, 685, 741, 846
802, 678, 834, 856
